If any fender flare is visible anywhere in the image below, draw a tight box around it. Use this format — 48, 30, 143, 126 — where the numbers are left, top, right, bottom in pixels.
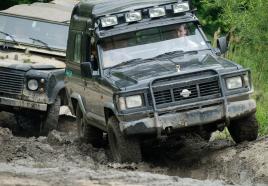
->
103, 102, 118, 124
70, 92, 87, 115
49, 81, 66, 104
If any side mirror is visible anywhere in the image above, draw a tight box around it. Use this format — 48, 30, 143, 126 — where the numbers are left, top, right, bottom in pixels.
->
217, 36, 228, 54
80, 62, 93, 78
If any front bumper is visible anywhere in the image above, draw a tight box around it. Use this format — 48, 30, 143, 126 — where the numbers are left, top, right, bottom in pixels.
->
0, 96, 47, 111
120, 99, 256, 136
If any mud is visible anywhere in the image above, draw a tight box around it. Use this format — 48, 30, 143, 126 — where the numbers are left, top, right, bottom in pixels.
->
0, 111, 267, 186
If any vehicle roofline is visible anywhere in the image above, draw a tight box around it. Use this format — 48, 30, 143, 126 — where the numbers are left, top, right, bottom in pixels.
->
0, 12, 70, 25
95, 15, 199, 39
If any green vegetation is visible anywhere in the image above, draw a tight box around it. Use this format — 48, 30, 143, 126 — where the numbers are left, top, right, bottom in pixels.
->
194, 0, 268, 135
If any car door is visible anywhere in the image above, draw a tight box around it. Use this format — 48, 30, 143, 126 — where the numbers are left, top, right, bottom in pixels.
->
66, 31, 89, 114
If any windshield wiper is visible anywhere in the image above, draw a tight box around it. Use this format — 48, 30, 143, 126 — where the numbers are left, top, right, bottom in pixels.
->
153, 49, 210, 59
111, 58, 144, 69
153, 50, 185, 59
29, 37, 52, 50
0, 31, 19, 45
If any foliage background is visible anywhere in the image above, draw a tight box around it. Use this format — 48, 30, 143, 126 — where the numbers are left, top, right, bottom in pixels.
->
0, 0, 268, 134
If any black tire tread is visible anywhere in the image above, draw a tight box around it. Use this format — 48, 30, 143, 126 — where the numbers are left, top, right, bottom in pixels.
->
41, 96, 61, 135
15, 114, 40, 137
76, 106, 103, 147
228, 114, 259, 143
107, 116, 142, 163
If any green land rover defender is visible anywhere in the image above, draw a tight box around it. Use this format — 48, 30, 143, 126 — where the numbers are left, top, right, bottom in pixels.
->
0, 1, 76, 136
66, 0, 259, 163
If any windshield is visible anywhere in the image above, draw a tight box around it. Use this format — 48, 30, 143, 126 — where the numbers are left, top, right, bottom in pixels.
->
0, 14, 68, 50
100, 23, 209, 69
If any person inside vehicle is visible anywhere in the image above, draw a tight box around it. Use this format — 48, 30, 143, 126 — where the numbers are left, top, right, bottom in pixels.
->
176, 24, 189, 37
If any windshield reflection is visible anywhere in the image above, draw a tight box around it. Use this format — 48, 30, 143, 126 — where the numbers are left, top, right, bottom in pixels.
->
100, 23, 209, 69
0, 14, 68, 50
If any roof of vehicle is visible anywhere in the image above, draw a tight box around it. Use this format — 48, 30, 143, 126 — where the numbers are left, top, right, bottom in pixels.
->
77, 0, 178, 17
0, 0, 78, 23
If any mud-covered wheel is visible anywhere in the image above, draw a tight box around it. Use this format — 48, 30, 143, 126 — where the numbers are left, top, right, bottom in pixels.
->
198, 131, 212, 141
107, 116, 142, 163
14, 114, 41, 137
76, 106, 103, 147
41, 96, 61, 136
228, 114, 259, 143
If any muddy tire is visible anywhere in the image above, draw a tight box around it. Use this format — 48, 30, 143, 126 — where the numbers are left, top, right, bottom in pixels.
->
15, 114, 41, 137
228, 114, 259, 143
198, 131, 212, 141
41, 96, 61, 136
107, 116, 142, 163
76, 106, 103, 147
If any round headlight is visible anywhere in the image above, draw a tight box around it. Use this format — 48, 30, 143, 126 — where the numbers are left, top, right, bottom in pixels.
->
28, 79, 39, 91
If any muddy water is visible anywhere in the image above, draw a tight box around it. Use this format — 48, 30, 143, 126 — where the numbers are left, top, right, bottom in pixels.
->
0, 112, 267, 186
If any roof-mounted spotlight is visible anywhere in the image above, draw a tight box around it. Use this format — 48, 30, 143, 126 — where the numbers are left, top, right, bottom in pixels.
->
173, 1, 190, 13
101, 15, 118, 28
125, 11, 142, 23
149, 7, 166, 18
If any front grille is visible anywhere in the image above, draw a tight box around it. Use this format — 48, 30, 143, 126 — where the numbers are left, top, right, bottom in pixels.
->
151, 79, 221, 106
0, 68, 25, 95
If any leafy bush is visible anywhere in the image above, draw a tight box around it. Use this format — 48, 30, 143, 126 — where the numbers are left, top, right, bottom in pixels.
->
200, 0, 268, 135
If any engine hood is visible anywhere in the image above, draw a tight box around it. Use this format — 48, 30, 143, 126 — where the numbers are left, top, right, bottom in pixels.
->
106, 52, 241, 90
0, 49, 66, 71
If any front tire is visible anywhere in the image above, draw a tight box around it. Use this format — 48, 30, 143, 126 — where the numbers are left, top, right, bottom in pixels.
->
228, 114, 259, 143
41, 96, 61, 136
15, 113, 41, 137
76, 106, 103, 147
107, 116, 142, 163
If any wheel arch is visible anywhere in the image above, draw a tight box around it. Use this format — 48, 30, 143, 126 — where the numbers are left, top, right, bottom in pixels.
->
104, 103, 118, 125
70, 93, 86, 116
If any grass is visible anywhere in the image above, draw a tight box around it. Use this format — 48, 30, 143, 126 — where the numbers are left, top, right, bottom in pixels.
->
227, 44, 268, 135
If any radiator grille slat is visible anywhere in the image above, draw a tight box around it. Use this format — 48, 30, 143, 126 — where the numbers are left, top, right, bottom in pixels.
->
0, 68, 25, 95
151, 79, 221, 106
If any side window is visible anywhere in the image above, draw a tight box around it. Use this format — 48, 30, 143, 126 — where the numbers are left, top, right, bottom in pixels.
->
74, 34, 82, 63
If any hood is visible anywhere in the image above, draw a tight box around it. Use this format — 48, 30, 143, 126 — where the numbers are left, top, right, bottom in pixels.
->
0, 49, 66, 71
106, 52, 240, 89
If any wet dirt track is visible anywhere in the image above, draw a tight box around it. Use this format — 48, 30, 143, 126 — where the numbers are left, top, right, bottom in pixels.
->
0, 112, 267, 186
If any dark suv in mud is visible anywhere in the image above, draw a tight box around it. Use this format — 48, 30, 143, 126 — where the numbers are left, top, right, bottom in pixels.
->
0, 2, 74, 136
66, 0, 259, 163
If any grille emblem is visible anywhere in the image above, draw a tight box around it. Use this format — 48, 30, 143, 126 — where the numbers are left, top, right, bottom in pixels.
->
180, 89, 191, 98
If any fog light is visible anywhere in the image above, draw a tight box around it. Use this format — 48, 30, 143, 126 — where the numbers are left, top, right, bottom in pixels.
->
173, 2, 190, 13
125, 11, 142, 22
149, 7, 166, 18
101, 16, 118, 27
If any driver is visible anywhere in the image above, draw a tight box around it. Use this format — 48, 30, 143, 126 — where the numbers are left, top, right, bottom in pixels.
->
176, 24, 189, 37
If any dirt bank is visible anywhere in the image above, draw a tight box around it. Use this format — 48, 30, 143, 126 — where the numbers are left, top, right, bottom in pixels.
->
0, 111, 267, 186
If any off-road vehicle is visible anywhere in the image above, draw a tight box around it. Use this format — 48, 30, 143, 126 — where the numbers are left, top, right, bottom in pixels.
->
66, 0, 259, 163
0, 1, 76, 136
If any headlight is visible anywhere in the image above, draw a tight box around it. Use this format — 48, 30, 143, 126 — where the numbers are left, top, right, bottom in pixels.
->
101, 15, 118, 27
27, 79, 39, 91
226, 76, 242, 90
119, 95, 143, 110
149, 7, 166, 18
125, 11, 142, 23
173, 2, 190, 13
